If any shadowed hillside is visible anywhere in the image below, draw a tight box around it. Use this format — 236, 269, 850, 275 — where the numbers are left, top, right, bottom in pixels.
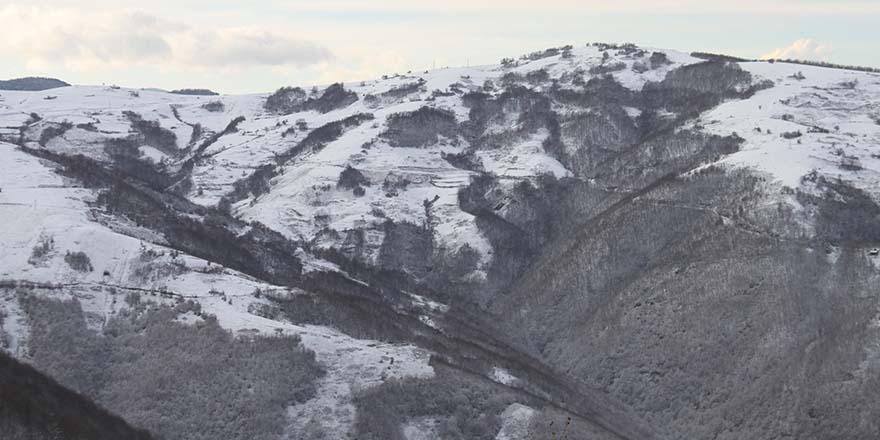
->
0, 350, 153, 440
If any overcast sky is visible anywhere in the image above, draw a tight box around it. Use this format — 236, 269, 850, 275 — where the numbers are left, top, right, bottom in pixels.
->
1, 1, 877, 94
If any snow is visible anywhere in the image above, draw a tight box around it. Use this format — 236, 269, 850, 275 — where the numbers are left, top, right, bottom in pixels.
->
509, 45, 701, 92
4, 43, 880, 438
491, 367, 519, 386
0, 45, 720, 278
406, 291, 449, 313
236, 108, 494, 270
139, 145, 168, 163
496, 403, 537, 440
0, 141, 433, 437
176, 285, 435, 440
0, 276, 435, 439
477, 129, 571, 179
0, 86, 204, 153
0, 142, 103, 283
402, 417, 440, 440
697, 62, 880, 199
0, 144, 274, 303
3, 46, 876, 306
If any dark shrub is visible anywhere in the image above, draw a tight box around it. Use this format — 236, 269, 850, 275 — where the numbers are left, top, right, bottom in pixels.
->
302, 83, 358, 113
38, 121, 73, 146
650, 51, 671, 67
28, 236, 54, 265
123, 111, 179, 155
690, 52, 752, 63
382, 107, 458, 148
64, 251, 93, 272
381, 80, 426, 99
265, 86, 307, 115
170, 89, 219, 96
589, 62, 627, 75
265, 84, 358, 115
201, 101, 225, 112
338, 165, 370, 189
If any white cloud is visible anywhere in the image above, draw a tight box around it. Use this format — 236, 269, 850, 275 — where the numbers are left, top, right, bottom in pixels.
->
0, 5, 332, 72
761, 39, 833, 61
312, 51, 410, 84
275, 0, 880, 16
2, 1, 875, 93
173, 27, 332, 69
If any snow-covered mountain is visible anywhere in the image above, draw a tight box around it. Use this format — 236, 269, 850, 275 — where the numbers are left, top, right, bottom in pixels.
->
1, 43, 879, 439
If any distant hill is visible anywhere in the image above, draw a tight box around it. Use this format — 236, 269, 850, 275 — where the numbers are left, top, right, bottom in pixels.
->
170, 88, 219, 96
0, 77, 70, 91
0, 351, 154, 440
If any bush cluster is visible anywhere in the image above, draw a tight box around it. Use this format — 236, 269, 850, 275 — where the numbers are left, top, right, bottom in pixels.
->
64, 251, 93, 272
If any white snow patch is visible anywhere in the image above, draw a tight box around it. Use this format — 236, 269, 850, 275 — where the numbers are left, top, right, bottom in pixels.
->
407, 292, 449, 313
138, 145, 168, 164
496, 403, 537, 440
402, 417, 440, 440
477, 129, 571, 179
491, 367, 519, 386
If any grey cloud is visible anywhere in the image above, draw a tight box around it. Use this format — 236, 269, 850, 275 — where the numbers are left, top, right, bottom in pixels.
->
0, 5, 332, 70
182, 29, 334, 68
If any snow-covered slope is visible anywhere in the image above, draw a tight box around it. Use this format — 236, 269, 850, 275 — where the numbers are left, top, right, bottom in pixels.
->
2, 42, 880, 439
0, 141, 434, 439
0, 45, 712, 280
698, 61, 880, 193
4, 46, 877, 279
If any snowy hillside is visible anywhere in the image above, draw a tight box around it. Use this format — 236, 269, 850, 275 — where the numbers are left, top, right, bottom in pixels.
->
701, 62, 880, 192
0, 141, 435, 439
3, 45, 878, 281
2, 42, 880, 440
